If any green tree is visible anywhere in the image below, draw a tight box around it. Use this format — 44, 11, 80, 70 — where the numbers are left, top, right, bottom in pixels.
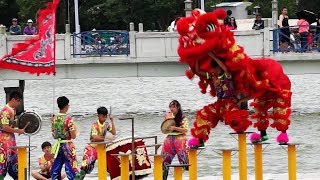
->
247, 0, 298, 18
298, 0, 320, 15
0, 0, 19, 28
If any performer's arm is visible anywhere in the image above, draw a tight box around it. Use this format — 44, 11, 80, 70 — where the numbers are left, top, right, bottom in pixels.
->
170, 118, 188, 134
91, 135, 105, 142
172, 126, 188, 133
109, 114, 116, 135
195, 60, 207, 77
90, 124, 105, 142
38, 157, 47, 172
208, 52, 230, 74
2, 124, 24, 134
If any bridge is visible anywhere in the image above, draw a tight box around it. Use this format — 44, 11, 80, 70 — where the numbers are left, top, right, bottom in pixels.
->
1, 25, 320, 81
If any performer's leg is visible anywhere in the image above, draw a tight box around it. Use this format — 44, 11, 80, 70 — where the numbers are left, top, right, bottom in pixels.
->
51, 148, 65, 180
80, 145, 97, 179
0, 141, 8, 178
271, 90, 292, 143
175, 135, 189, 170
63, 143, 79, 180
162, 136, 176, 180
250, 97, 272, 142
7, 147, 18, 180
190, 103, 220, 143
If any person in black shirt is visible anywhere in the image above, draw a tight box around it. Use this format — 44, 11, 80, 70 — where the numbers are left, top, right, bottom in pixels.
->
252, 14, 264, 30
278, 7, 291, 51
224, 10, 233, 25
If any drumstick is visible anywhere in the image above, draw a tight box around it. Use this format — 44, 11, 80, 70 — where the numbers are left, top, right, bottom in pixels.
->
23, 122, 30, 130
109, 106, 112, 115
19, 122, 30, 136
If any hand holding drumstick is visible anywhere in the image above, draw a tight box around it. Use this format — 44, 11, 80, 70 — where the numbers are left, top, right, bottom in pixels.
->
18, 122, 30, 135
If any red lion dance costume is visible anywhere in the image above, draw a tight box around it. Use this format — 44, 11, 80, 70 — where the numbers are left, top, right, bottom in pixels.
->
177, 9, 292, 144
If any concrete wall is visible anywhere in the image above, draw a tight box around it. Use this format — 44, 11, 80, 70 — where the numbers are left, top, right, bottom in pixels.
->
1, 26, 320, 80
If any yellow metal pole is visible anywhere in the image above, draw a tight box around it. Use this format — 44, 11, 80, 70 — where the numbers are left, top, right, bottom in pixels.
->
154, 155, 163, 180
254, 144, 263, 180
222, 150, 232, 180
188, 149, 197, 180
173, 167, 183, 180
238, 133, 247, 180
17, 147, 27, 180
288, 144, 297, 180
120, 155, 130, 180
96, 144, 107, 180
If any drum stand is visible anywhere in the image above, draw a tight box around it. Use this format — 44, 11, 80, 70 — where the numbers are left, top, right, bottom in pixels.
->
119, 117, 136, 180
27, 134, 31, 180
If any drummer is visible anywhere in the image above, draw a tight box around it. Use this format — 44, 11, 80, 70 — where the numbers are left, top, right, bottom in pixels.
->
0, 91, 25, 179
79, 106, 116, 179
51, 96, 79, 179
162, 100, 189, 180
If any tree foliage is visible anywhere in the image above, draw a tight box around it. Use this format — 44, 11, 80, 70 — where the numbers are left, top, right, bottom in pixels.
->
1, 0, 318, 32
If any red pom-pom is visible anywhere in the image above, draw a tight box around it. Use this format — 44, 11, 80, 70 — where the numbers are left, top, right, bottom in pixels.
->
277, 132, 289, 144
250, 132, 261, 143
185, 69, 194, 79
188, 137, 200, 148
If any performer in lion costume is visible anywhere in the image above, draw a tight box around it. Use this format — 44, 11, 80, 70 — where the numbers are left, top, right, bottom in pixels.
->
177, 9, 291, 145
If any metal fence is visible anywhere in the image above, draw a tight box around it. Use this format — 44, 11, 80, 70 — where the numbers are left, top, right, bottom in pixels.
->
272, 25, 320, 53
71, 30, 129, 57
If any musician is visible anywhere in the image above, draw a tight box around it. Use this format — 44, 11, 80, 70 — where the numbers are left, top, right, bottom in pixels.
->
0, 91, 25, 179
31, 141, 66, 180
79, 106, 116, 179
162, 100, 189, 180
51, 96, 79, 179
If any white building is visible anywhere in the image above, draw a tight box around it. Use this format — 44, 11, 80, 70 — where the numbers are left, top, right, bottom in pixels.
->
212, 2, 253, 19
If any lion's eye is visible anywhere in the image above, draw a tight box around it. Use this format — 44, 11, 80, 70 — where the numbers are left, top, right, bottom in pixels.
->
207, 23, 215, 32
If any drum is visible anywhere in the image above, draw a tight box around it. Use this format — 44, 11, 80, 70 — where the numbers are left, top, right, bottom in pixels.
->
106, 137, 153, 179
17, 111, 42, 135
161, 119, 176, 134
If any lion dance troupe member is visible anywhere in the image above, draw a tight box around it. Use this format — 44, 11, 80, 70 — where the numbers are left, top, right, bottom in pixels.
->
176, 8, 292, 145
162, 100, 189, 180
0, 91, 25, 180
51, 96, 79, 180
190, 53, 251, 144
79, 106, 116, 180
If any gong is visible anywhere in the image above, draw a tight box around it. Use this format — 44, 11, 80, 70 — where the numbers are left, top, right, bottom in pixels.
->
18, 111, 42, 135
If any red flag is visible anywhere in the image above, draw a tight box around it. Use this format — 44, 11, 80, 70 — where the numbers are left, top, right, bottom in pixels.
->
0, 0, 60, 75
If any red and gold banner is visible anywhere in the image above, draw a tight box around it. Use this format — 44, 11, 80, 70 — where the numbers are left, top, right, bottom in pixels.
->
0, 0, 60, 75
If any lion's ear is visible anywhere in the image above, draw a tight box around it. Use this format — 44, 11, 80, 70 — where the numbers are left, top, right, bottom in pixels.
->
176, 17, 195, 35
214, 8, 227, 20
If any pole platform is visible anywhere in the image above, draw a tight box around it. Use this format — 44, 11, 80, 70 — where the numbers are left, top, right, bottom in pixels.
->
88, 141, 111, 180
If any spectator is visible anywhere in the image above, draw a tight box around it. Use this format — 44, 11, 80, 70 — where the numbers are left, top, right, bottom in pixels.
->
168, 16, 181, 32
297, 17, 309, 52
23, 19, 36, 35
9, 18, 21, 35
226, 17, 237, 30
224, 10, 232, 25
252, 14, 264, 30
278, 7, 290, 51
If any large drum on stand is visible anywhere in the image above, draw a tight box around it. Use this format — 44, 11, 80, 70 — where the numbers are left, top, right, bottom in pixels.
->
106, 137, 153, 179
17, 111, 42, 179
